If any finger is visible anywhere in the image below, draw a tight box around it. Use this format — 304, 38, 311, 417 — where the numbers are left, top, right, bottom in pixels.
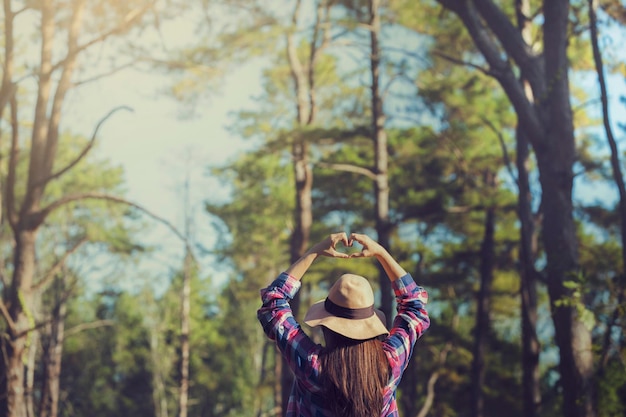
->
350, 233, 361, 243
332, 232, 346, 245
349, 251, 365, 258
331, 249, 350, 258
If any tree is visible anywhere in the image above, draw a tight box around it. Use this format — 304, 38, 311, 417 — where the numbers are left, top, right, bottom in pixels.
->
587, 0, 626, 377
514, 2, 542, 416
281, 1, 331, 410
0, 2, 166, 415
434, 1, 595, 416
366, 0, 394, 326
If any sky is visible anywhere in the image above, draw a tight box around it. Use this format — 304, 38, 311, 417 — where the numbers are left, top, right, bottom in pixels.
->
61, 46, 266, 293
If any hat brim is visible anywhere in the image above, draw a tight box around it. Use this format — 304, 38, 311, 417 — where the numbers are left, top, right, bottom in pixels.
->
304, 299, 389, 340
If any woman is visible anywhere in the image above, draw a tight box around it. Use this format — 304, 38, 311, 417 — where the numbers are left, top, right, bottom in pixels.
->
257, 232, 430, 417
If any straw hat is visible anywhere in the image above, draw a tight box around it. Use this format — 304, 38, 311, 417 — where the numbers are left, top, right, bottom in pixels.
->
304, 274, 388, 340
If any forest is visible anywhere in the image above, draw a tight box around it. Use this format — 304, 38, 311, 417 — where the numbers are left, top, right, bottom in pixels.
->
0, 0, 625, 417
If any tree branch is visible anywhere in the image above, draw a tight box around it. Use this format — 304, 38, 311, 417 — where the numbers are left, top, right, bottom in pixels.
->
65, 319, 114, 338
416, 343, 452, 417
431, 50, 493, 76
6, 93, 19, 231
286, 0, 310, 125
306, 0, 327, 125
42, 0, 85, 178
0, 0, 16, 119
471, 0, 539, 72
437, 0, 544, 140
316, 161, 377, 180
50, 4, 152, 73
600, 0, 626, 24
37, 106, 133, 187
36, 192, 190, 252
72, 62, 136, 87
14, 316, 55, 339
0, 299, 16, 333
446, 205, 475, 213
481, 116, 518, 185
31, 238, 88, 292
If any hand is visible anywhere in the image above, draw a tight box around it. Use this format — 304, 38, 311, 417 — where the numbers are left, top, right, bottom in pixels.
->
349, 233, 384, 258
309, 232, 352, 259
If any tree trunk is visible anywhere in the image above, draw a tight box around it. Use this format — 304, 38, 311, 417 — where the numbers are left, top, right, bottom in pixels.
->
25, 330, 39, 417
6, 229, 38, 417
274, 346, 283, 416
178, 250, 191, 417
39, 279, 66, 417
179, 172, 192, 417
369, 0, 393, 327
540, 3, 594, 416
4, 3, 58, 413
150, 324, 169, 417
517, 124, 542, 417
515, 2, 541, 416
280, 1, 318, 412
281, 138, 313, 412
588, 0, 626, 374
470, 171, 496, 417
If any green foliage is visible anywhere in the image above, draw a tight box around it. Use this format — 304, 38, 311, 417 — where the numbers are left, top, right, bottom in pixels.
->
206, 149, 294, 266
554, 274, 597, 331
61, 291, 155, 417
597, 360, 626, 417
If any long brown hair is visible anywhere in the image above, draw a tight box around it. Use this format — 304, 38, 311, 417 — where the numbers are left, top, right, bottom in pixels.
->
320, 328, 389, 417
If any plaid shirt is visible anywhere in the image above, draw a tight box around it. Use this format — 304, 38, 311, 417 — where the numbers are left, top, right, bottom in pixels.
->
258, 272, 430, 417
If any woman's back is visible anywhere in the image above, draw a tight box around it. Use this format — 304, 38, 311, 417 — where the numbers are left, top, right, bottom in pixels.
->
319, 332, 389, 417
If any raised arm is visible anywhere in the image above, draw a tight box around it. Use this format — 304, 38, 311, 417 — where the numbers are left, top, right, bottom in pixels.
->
285, 232, 351, 280
258, 232, 353, 381
349, 233, 407, 281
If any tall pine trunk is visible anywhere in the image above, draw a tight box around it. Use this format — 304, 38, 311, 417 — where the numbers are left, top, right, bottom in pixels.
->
179, 173, 193, 417
39, 278, 66, 417
178, 254, 191, 417
515, 1, 541, 416
517, 125, 541, 417
280, 1, 325, 412
368, 0, 393, 327
5, 229, 38, 417
541, 3, 594, 416
470, 171, 496, 417
588, 0, 626, 375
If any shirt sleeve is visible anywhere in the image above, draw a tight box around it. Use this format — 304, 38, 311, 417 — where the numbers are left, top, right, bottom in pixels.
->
383, 273, 430, 389
257, 272, 321, 386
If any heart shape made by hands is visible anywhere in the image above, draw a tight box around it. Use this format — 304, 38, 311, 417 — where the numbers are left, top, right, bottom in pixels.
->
332, 239, 365, 257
